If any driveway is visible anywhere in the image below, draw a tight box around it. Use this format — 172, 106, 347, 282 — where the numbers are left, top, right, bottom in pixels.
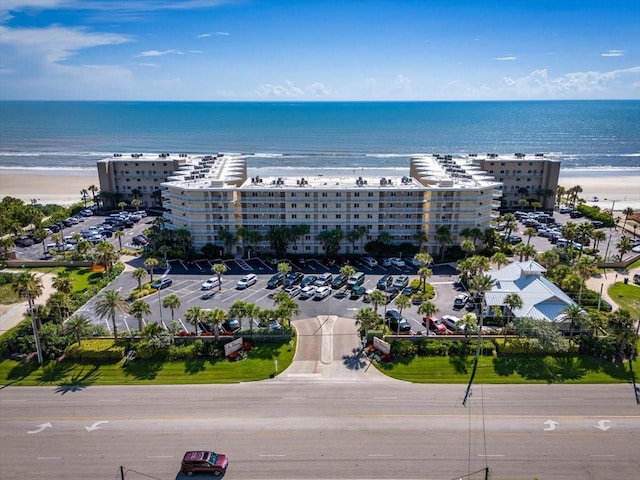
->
278, 316, 392, 383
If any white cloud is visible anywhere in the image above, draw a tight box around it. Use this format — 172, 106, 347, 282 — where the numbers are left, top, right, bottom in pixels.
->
601, 50, 625, 57
254, 80, 304, 97
394, 74, 411, 89
308, 82, 330, 96
137, 49, 184, 57
198, 31, 229, 38
0, 25, 130, 64
495, 56, 517, 61
500, 66, 640, 97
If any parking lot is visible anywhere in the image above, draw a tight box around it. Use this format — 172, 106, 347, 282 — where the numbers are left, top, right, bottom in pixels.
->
77, 256, 462, 336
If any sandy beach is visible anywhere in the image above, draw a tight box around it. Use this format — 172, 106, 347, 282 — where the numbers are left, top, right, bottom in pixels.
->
558, 170, 640, 212
1, 167, 639, 212
0, 168, 99, 206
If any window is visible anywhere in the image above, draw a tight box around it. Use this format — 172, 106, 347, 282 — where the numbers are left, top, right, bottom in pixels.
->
305, 203, 311, 208
336, 214, 341, 219
322, 192, 328, 197
322, 203, 328, 208
354, 203, 359, 208
354, 214, 360, 219
336, 203, 341, 208
291, 203, 297, 208
354, 192, 360, 197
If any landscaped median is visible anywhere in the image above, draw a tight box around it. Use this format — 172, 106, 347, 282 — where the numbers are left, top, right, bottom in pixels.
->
0, 336, 296, 386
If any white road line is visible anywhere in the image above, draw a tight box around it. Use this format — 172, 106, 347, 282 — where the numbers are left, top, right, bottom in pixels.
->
368, 454, 393, 457
259, 454, 286, 457
37, 457, 61, 460
478, 454, 505, 457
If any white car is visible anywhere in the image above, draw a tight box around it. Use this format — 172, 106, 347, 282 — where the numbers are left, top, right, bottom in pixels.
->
314, 286, 331, 299
632, 245, 640, 253
201, 277, 220, 290
299, 285, 317, 299
361, 256, 378, 268
380, 258, 392, 267
236, 273, 257, 289
284, 285, 301, 297
390, 257, 405, 267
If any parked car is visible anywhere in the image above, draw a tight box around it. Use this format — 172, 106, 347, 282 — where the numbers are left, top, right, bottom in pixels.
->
284, 285, 301, 297
424, 316, 448, 334
377, 274, 393, 291
331, 274, 348, 289
314, 286, 331, 299
132, 234, 147, 245
361, 256, 378, 268
453, 293, 469, 309
390, 257, 405, 267
299, 285, 317, 299
633, 274, 640, 285
441, 315, 462, 332
180, 451, 228, 477
236, 273, 257, 289
283, 271, 304, 287
350, 285, 366, 299
300, 275, 318, 287
314, 272, 333, 287
385, 309, 411, 333
14, 236, 35, 247
201, 277, 220, 290
221, 319, 241, 333
151, 277, 172, 290
401, 286, 414, 297
393, 275, 409, 289
380, 257, 392, 267
267, 272, 284, 289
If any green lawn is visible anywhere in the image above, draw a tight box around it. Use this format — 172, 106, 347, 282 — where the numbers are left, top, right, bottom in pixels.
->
608, 281, 640, 317
376, 353, 638, 384
0, 341, 296, 387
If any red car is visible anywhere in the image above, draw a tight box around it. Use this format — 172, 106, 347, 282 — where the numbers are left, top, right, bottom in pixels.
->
181, 450, 228, 476
424, 315, 447, 334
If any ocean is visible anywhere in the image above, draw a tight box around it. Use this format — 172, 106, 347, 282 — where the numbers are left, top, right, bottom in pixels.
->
0, 100, 638, 174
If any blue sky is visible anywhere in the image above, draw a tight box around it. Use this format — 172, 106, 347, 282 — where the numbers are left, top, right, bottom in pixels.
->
0, 0, 638, 100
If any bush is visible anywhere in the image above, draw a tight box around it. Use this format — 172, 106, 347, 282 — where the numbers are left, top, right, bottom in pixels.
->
65, 339, 125, 360
416, 339, 451, 356
390, 339, 417, 357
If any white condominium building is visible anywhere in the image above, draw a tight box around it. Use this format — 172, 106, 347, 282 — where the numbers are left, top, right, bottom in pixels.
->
470, 153, 560, 210
160, 153, 503, 256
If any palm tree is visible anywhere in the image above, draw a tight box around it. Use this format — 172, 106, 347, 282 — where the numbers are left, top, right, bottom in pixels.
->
277, 262, 292, 289
114, 230, 125, 251
184, 306, 203, 336
621, 207, 634, 233
573, 255, 598, 303
273, 294, 300, 327
417, 301, 438, 324
615, 236, 633, 261
369, 289, 387, 315
490, 252, 509, 270
460, 239, 475, 258
417, 266, 432, 291
243, 302, 261, 332
95, 289, 129, 339
52, 271, 73, 295
80, 188, 89, 206
503, 292, 523, 343
468, 273, 496, 321
144, 257, 159, 282
132, 268, 148, 290
394, 294, 410, 314
162, 294, 181, 323
436, 225, 452, 262
95, 241, 118, 273
340, 264, 356, 279
87, 184, 99, 205
64, 314, 92, 346
205, 308, 227, 341
354, 307, 381, 337
118, 201, 127, 212
562, 304, 587, 340
413, 230, 428, 252
317, 228, 344, 257
591, 230, 607, 252
12, 271, 44, 363
228, 300, 247, 330
555, 185, 566, 208
212, 263, 227, 291
130, 299, 151, 332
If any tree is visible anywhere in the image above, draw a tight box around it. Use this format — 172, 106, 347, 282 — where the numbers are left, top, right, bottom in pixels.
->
217, 226, 236, 256
490, 252, 509, 270
277, 262, 292, 289
607, 309, 637, 364
413, 230, 428, 252
12, 271, 44, 363
206, 308, 228, 341
272, 293, 300, 327
114, 230, 125, 250
118, 201, 127, 211
130, 299, 151, 332
87, 184, 99, 205
144, 257, 159, 282
514, 318, 567, 352
64, 314, 92, 346
95, 289, 129, 339
417, 266, 432, 291
460, 239, 475, 258
369, 289, 387, 315
95, 240, 118, 273
435, 225, 452, 261
354, 307, 381, 336
132, 267, 148, 290
243, 302, 261, 332
80, 188, 89, 206
162, 294, 181, 323
394, 294, 410, 314
468, 273, 496, 322
211, 263, 227, 291
573, 255, 598, 303
562, 304, 587, 340
621, 207, 634, 233
317, 228, 344, 257
228, 300, 247, 330
503, 292, 524, 343
417, 301, 438, 323
524, 227, 537, 246
184, 306, 203, 336
52, 271, 73, 295
615, 236, 633, 261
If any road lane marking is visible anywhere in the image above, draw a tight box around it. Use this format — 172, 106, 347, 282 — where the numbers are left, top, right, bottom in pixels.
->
37, 457, 61, 460
368, 454, 393, 457
259, 454, 286, 457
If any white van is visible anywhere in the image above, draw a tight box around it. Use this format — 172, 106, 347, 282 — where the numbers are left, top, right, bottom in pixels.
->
236, 273, 257, 289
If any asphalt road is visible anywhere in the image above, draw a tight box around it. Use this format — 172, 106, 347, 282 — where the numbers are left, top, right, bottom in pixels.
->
1, 379, 638, 480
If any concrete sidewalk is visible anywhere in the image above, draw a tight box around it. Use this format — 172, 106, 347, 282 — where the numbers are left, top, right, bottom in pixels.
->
585, 264, 640, 311
0, 270, 57, 335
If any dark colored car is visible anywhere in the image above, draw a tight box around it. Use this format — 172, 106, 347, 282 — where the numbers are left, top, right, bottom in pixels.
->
267, 272, 284, 288
331, 274, 347, 289
385, 309, 411, 333
181, 450, 228, 477
132, 234, 147, 245
300, 275, 317, 287
350, 285, 366, 299
283, 271, 304, 287
377, 274, 393, 291
221, 319, 241, 333
14, 236, 35, 247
